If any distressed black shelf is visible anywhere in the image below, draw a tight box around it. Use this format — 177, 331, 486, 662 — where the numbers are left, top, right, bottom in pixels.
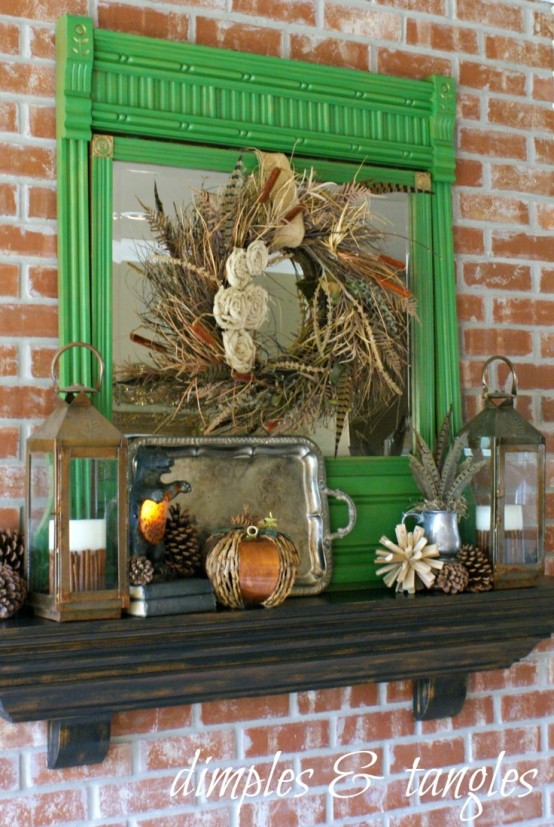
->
1, 578, 554, 768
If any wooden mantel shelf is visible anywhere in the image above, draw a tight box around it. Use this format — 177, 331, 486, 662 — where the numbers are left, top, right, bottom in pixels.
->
2, 578, 554, 768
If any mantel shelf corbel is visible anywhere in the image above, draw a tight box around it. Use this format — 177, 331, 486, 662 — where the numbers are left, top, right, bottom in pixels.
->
1, 579, 553, 768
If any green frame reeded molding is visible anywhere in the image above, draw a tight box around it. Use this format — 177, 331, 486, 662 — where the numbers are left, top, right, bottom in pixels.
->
56, 14, 461, 588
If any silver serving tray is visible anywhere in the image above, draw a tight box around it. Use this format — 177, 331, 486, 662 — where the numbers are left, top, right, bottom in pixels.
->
127, 435, 356, 595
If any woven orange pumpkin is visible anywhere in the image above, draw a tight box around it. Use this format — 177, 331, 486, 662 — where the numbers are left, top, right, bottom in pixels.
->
205, 521, 300, 609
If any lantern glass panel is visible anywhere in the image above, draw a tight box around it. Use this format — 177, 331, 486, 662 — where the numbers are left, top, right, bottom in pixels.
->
28, 451, 54, 593
67, 452, 120, 592
499, 446, 543, 571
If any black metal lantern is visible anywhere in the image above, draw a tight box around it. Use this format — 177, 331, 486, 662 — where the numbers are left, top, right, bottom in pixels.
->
25, 343, 129, 620
457, 356, 545, 589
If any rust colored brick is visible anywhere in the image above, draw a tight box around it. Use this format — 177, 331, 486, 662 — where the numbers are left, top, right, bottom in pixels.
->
537, 203, 554, 231
331, 780, 389, 821
29, 25, 55, 59
541, 395, 554, 419
500, 690, 554, 723
112, 705, 194, 737
459, 61, 526, 95
455, 158, 483, 187
0, 182, 17, 216
486, 34, 552, 69
201, 694, 290, 725
234, 0, 316, 26
456, 293, 485, 323
375, 0, 445, 12
28, 265, 57, 299
377, 48, 451, 79
136, 812, 230, 827
297, 683, 379, 715
0, 304, 57, 337
0, 345, 18, 376
0, 387, 55, 422
0, 225, 56, 257
0, 100, 18, 132
463, 328, 532, 357
407, 20, 478, 54
337, 707, 414, 744
532, 73, 554, 104
0, 21, 20, 54
29, 105, 56, 140
533, 8, 554, 39
541, 329, 554, 357
196, 18, 282, 57
98, 4, 190, 42
453, 226, 484, 255
0, 755, 18, 791
458, 92, 480, 121
456, 0, 524, 31
144, 728, 235, 770
488, 99, 554, 133
289, 35, 370, 71
493, 297, 554, 326
476, 791, 543, 826
30, 346, 57, 378
463, 261, 532, 292
0, 788, 86, 825
459, 194, 528, 224
0, 0, 87, 21
324, 3, 401, 40
0, 61, 54, 98
492, 164, 554, 196
459, 128, 527, 160
390, 737, 465, 774
28, 743, 132, 786
389, 806, 468, 827
244, 718, 330, 757
240, 794, 327, 827
535, 138, 554, 165
28, 186, 57, 220
492, 232, 554, 263
0, 427, 19, 459
0, 143, 54, 179
385, 680, 412, 703
469, 661, 539, 692
298, 748, 385, 789
0, 263, 19, 298
98, 774, 187, 817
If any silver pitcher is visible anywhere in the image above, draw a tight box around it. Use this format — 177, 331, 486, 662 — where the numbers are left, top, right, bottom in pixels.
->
402, 509, 461, 559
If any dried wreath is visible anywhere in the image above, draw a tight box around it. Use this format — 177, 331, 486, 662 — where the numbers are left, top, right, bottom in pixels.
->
116, 150, 415, 452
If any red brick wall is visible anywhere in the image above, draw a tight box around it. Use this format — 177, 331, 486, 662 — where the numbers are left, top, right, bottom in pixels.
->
0, 1, 552, 824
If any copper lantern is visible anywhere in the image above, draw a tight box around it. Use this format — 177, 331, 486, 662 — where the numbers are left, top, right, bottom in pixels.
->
25, 343, 129, 621
457, 356, 545, 589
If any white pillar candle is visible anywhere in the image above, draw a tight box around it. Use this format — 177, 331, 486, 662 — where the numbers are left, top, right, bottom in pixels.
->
475, 504, 523, 531
49, 519, 107, 551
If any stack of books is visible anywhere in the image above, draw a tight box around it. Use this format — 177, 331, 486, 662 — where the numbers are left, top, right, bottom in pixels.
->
127, 577, 216, 617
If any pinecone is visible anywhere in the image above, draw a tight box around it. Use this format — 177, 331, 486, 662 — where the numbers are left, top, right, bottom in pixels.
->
0, 530, 25, 575
436, 561, 469, 594
456, 544, 494, 592
164, 504, 202, 577
0, 564, 27, 619
129, 555, 154, 586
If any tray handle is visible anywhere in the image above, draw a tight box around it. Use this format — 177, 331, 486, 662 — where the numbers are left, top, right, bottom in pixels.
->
324, 487, 357, 541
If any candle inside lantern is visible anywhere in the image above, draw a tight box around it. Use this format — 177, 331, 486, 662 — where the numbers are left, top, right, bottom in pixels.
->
475, 504, 524, 563
49, 519, 107, 592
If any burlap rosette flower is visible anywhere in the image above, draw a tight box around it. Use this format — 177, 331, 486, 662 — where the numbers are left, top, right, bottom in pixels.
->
215, 239, 270, 372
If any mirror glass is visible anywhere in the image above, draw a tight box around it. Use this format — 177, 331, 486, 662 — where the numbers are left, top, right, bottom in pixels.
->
111, 160, 411, 456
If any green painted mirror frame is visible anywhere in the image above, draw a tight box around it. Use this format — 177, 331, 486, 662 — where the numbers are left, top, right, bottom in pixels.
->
55, 14, 461, 588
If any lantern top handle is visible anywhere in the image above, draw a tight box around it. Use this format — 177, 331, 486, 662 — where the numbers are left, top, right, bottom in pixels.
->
481, 355, 517, 404
51, 341, 104, 395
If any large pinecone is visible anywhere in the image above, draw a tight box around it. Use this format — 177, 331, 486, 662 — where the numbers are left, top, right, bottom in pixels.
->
164, 504, 201, 577
456, 544, 494, 592
0, 564, 27, 619
129, 555, 154, 586
436, 561, 469, 594
0, 530, 24, 575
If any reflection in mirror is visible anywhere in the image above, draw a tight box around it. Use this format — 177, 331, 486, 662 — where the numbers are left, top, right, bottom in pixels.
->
112, 161, 411, 457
